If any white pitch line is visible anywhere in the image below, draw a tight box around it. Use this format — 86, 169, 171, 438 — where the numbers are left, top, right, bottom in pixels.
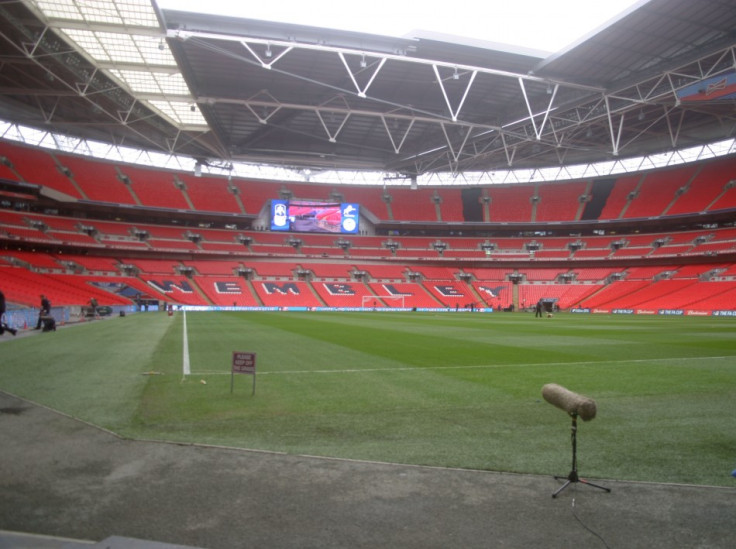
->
182, 311, 191, 377
188, 354, 733, 377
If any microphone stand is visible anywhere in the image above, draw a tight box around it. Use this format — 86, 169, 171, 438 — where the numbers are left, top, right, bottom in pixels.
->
552, 412, 611, 498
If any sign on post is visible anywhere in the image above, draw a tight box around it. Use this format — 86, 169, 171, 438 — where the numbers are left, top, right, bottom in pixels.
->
231, 351, 256, 395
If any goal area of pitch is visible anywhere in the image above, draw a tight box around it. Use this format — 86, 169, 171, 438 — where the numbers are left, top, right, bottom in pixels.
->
361, 295, 406, 308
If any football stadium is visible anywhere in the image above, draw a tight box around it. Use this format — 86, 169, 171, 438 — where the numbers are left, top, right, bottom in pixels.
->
1, 1, 735, 547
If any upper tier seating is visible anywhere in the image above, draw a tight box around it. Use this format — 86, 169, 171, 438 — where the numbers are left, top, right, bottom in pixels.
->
179, 174, 242, 214
623, 166, 698, 218
0, 141, 82, 198
117, 165, 190, 210
338, 186, 390, 220
230, 179, 279, 215
535, 181, 589, 222
59, 155, 136, 205
487, 186, 534, 222
387, 188, 439, 222
667, 158, 735, 215
4, 139, 736, 222
598, 175, 640, 220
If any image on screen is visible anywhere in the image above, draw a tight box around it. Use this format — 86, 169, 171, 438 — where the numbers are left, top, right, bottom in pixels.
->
270, 200, 359, 234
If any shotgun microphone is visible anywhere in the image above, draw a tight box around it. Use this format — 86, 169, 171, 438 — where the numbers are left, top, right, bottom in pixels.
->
542, 383, 597, 422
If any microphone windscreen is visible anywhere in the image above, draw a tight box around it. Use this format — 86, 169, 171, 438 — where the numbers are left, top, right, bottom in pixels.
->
542, 383, 597, 421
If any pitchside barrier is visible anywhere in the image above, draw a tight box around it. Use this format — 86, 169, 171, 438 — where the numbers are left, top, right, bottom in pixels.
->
0, 305, 141, 333
180, 306, 494, 313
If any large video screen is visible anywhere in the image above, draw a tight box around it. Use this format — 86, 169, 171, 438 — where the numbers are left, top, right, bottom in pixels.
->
270, 200, 360, 234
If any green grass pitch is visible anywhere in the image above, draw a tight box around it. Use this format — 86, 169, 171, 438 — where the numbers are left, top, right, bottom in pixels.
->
1, 310, 735, 487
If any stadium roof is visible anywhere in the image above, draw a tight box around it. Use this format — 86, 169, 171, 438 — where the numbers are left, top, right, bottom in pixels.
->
1, 0, 735, 179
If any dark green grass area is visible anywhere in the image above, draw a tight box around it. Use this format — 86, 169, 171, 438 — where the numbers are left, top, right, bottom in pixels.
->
1, 311, 735, 486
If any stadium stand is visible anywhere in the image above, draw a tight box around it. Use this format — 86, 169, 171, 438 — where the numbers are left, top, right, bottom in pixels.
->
413, 266, 458, 280
614, 279, 700, 309
229, 179, 280, 215
437, 189, 466, 222
339, 186, 390, 220
471, 281, 513, 308
121, 259, 182, 274
193, 276, 260, 306
598, 174, 640, 220
422, 280, 472, 308
487, 185, 534, 222
0, 267, 128, 306
623, 266, 671, 280
387, 188, 440, 222
623, 167, 697, 218
666, 159, 733, 215
249, 262, 300, 277
312, 280, 374, 308
708, 183, 736, 212
683, 281, 736, 310
302, 263, 354, 279
54, 255, 121, 274
58, 155, 137, 205
1, 250, 64, 270
118, 165, 191, 210
355, 264, 408, 280
570, 268, 619, 282
579, 280, 652, 309
521, 269, 564, 282
179, 174, 242, 214
252, 280, 322, 307
3, 141, 736, 315
0, 142, 82, 198
535, 181, 589, 222
139, 276, 210, 306
519, 283, 602, 310
367, 282, 441, 308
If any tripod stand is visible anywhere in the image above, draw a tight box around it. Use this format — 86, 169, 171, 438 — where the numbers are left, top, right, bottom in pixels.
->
552, 412, 611, 498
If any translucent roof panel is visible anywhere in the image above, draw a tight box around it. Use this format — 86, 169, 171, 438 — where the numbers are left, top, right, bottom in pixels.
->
61, 29, 177, 66
28, 0, 205, 131
148, 101, 208, 127
34, 0, 159, 27
110, 70, 191, 96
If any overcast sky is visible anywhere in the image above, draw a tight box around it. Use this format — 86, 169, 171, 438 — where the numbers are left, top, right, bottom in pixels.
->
157, 0, 645, 53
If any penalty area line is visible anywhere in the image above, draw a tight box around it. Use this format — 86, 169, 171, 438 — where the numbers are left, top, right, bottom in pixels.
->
187, 354, 735, 377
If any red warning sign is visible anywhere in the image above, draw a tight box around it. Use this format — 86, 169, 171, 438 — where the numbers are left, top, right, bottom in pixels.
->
232, 352, 256, 374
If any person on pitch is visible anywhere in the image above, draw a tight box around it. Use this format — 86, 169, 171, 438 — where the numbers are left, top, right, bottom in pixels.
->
88, 296, 99, 319
35, 294, 51, 330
